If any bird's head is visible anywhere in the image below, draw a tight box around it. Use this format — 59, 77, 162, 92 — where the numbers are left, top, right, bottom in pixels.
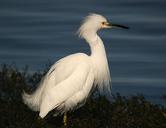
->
78, 13, 129, 39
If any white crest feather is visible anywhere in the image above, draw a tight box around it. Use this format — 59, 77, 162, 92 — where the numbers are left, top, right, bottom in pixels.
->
78, 13, 107, 39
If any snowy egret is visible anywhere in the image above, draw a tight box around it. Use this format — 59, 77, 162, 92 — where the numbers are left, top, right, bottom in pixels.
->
22, 13, 128, 126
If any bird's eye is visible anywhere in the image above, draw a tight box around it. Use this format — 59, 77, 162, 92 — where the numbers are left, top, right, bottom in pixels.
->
102, 22, 105, 25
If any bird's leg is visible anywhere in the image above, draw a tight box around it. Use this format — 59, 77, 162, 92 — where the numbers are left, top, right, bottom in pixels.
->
63, 112, 68, 127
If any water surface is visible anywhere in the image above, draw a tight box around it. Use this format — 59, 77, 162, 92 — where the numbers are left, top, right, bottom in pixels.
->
0, 0, 166, 105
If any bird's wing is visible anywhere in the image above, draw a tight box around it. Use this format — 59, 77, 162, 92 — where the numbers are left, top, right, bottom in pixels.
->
39, 53, 93, 117
64, 66, 94, 111
45, 53, 88, 86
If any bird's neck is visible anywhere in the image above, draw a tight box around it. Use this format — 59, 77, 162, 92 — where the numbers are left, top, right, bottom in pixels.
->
86, 33, 109, 71
85, 33, 111, 91
85, 33, 107, 59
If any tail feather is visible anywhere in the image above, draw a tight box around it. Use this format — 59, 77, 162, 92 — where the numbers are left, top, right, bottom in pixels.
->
22, 91, 39, 111
22, 77, 46, 111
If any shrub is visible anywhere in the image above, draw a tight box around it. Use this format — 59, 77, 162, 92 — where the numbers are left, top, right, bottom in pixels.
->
0, 65, 165, 128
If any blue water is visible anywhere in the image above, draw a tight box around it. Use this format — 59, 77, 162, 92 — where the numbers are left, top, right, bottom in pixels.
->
0, 0, 166, 105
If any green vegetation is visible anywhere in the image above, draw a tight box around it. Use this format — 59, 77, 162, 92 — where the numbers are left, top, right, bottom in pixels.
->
0, 64, 165, 128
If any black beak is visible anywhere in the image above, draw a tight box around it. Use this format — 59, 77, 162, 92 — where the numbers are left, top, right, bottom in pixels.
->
108, 23, 129, 29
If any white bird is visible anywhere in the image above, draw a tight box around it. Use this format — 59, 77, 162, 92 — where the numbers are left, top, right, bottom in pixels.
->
22, 13, 128, 126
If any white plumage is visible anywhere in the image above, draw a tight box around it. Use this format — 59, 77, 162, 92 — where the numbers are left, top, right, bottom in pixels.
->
22, 13, 114, 119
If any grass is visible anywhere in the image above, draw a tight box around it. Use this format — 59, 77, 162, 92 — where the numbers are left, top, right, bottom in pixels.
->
0, 64, 165, 128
